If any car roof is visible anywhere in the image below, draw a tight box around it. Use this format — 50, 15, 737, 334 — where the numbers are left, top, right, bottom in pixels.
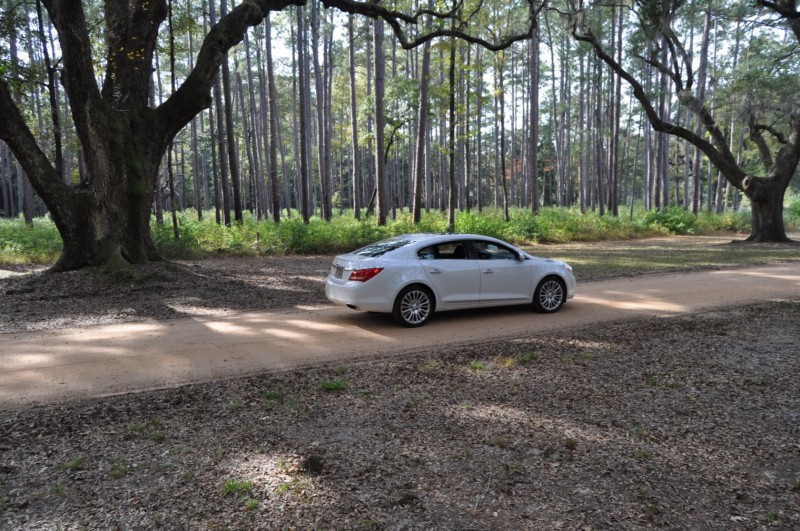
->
393, 233, 503, 243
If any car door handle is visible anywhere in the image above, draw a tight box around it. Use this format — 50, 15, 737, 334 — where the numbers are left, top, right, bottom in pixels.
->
430, 268, 442, 274
483, 269, 494, 274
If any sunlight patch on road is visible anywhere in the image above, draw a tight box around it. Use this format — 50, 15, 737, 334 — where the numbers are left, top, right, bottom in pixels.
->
577, 293, 688, 313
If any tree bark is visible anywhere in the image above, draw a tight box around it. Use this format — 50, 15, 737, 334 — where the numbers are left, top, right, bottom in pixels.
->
529, 26, 540, 214
264, 15, 282, 223
411, 9, 432, 224
347, 15, 362, 220
373, 16, 388, 226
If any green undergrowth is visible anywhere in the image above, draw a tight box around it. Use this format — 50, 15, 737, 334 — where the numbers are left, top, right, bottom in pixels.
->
1, 200, 797, 266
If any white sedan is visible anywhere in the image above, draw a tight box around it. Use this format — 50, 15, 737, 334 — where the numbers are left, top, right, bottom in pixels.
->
325, 233, 576, 327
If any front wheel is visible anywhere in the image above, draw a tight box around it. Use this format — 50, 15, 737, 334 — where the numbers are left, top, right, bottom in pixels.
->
532, 277, 565, 313
393, 286, 434, 327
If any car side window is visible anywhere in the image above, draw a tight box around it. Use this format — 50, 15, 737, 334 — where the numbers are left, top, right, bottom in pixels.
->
418, 242, 467, 260
418, 245, 439, 260
472, 241, 517, 260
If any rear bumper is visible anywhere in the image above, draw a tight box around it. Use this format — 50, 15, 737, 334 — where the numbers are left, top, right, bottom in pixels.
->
325, 276, 394, 313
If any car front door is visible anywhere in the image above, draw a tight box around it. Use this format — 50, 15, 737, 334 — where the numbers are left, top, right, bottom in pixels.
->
417, 242, 480, 304
470, 240, 532, 302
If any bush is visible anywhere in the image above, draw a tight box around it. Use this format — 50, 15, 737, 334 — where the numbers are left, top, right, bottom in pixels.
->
787, 194, 800, 228
642, 207, 697, 235
0, 216, 62, 265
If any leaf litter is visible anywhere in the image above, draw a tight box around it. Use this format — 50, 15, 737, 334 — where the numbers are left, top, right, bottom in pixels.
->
0, 258, 798, 529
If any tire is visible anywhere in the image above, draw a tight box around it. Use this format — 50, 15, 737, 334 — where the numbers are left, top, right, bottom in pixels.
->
532, 276, 565, 313
392, 285, 434, 327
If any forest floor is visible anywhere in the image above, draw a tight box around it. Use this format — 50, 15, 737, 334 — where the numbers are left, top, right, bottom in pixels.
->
1, 236, 799, 529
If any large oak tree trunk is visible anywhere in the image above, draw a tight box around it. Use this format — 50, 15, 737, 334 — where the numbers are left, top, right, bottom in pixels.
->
745, 177, 791, 242
50, 110, 161, 271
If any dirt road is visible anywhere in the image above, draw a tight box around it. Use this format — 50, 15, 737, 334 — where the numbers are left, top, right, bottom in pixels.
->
2, 263, 800, 409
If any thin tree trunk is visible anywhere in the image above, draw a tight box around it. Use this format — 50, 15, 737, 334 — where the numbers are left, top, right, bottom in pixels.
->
187, 0, 203, 220
243, 34, 265, 219
220, 0, 243, 223
373, 17, 388, 226
35, 0, 63, 181
446, 35, 457, 233
297, 6, 311, 223
476, 46, 483, 213
209, 0, 230, 225
265, 16, 281, 222
347, 15, 362, 220
529, 29, 540, 214
411, 5, 432, 224
167, 1, 179, 239
692, 4, 711, 215
496, 55, 510, 222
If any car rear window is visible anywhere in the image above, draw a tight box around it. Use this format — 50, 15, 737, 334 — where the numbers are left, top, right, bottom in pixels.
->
353, 238, 411, 257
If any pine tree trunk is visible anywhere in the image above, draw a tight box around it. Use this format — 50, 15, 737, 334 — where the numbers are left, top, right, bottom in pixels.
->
373, 17, 388, 226
265, 15, 281, 223
296, 6, 311, 223
529, 29, 540, 214
411, 15, 431, 224
347, 15, 362, 220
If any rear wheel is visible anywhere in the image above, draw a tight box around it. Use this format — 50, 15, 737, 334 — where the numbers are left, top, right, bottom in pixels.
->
393, 285, 434, 327
532, 277, 565, 313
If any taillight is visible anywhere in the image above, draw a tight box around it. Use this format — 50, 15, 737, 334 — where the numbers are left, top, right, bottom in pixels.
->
348, 267, 384, 282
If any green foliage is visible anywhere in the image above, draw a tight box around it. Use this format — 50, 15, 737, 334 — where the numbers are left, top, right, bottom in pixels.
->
263, 390, 284, 401
222, 479, 253, 497
244, 499, 259, 511
642, 207, 697, 235
468, 360, 486, 371
0, 205, 767, 266
0, 216, 62, 264
320, 380, 347, 392
787, 194, 800, 228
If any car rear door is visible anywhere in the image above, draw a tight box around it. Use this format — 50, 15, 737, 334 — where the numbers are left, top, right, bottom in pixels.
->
417, 241, 480, 304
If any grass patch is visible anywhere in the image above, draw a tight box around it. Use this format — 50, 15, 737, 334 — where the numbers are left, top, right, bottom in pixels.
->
505, 462, 526, 474
274, 478, 313, 497
245, 499, 259, 511
493, 355, 517, 368
222, 479, 253, 497
634, 448, 654, 461
127, 419, 166, 442
320, 380, 347, 392
108, 457, 131, 479
263, 390, 284, 401
489, 436, 510, 449
469, 360, 486, 371
61, 457, 83, 473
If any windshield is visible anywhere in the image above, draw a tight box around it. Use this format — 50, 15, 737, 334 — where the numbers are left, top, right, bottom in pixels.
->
352, 238, 411, 258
